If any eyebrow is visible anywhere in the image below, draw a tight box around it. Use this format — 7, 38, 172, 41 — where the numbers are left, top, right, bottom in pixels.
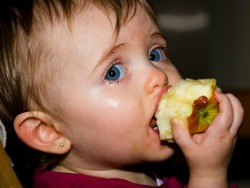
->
93, 43, 126, 71
150, 32, 168, 44
93, 31, 167, 71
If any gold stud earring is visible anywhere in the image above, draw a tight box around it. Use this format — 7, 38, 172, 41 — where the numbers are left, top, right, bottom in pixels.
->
60, 143, 64, 147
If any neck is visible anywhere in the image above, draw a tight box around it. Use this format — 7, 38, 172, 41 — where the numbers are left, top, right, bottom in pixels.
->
53, 164, 157, 186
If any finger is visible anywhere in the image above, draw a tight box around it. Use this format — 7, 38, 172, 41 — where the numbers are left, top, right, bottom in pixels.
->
226, 93, 244, 135
171, 118, 194, 149
209, 92, 234, 132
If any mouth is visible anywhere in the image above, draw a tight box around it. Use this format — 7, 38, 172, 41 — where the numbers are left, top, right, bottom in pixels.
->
150, 85, 172, 135
150, 116, 159, 133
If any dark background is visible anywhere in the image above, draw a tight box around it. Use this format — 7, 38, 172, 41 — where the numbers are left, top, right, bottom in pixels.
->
149, 0, 250, 187
149, 0, 250, 90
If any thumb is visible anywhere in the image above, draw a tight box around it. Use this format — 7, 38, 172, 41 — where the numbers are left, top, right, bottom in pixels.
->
171, 118, 192, 147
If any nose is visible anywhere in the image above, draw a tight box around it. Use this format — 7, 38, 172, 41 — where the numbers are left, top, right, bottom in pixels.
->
144, 65, 168, 94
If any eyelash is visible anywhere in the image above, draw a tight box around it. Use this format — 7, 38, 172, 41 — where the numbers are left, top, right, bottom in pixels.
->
104, 61, 126, 85
149, 46, 168, 62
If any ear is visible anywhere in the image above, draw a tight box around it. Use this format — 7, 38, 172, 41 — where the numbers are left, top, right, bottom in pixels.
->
14, 111, 71, 154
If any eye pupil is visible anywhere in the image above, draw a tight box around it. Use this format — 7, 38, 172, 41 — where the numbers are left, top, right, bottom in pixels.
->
109, 70, 116, 78
105, 64, 124, 81
149, 48, 166, 62
150, 53, 157, 61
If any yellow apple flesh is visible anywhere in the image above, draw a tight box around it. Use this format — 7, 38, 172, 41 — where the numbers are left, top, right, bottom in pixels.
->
155, 78, 219, 142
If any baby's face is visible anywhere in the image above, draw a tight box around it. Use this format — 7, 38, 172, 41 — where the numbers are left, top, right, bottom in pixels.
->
48, 4, 181, 169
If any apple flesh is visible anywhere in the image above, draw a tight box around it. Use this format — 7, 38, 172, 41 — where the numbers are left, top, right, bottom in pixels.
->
155, 78, 219, 142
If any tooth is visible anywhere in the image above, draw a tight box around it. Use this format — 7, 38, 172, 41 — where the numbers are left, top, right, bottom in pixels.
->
153, 126, 158, 130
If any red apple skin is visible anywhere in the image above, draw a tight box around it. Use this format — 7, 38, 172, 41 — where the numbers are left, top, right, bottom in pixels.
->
187, 92, 219, 134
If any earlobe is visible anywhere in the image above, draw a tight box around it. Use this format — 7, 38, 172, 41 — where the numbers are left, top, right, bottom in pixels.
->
14, 111, 71, 154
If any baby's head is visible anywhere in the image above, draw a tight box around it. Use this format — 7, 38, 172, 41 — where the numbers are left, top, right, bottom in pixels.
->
0, 0, 158, 126
0, 0, 181, 170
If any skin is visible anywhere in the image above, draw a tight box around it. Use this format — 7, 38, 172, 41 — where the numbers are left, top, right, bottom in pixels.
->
45, 5, 181, 185
14, 3, 244, 187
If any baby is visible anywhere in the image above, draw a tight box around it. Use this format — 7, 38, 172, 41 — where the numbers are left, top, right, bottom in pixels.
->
0, 0, 244, 187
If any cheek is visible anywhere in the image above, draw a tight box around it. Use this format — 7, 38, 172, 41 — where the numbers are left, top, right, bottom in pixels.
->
162, 63, 182, 83
95, 98, 142, 130
59, 83, 145, 147
67, 95, 142, 136
168, 66, 182, 83
72, 98, 143, 153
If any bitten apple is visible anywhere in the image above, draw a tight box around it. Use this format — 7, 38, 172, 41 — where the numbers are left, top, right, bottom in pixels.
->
155, 78, 220, 142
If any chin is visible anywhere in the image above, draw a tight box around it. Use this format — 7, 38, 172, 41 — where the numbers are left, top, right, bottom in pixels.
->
149, 144, 176, 162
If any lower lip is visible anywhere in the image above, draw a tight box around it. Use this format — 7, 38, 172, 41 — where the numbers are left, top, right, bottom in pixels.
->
153, 128, 159, 135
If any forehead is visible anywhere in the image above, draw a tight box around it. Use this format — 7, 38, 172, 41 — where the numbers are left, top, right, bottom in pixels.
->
32, 0, 159, 41
33, 0, 154, 33
39, 2, 158, 62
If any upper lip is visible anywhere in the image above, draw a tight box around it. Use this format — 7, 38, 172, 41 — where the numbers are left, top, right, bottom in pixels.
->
156, 85, 172, 107
150, 86, 172, 130
152, 85, 172, 118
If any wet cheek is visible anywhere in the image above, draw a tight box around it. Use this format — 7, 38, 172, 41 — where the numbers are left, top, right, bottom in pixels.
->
103, 98, 119, 109
101, 97, 137, 113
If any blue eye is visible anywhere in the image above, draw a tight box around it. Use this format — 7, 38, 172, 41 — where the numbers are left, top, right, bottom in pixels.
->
105, 64, 125, 81
149, 48, 166, 62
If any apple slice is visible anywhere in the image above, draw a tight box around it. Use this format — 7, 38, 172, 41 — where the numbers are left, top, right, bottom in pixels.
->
155, 78, 220, 142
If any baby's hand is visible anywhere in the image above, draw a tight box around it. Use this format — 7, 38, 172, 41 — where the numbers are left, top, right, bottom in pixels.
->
171, 91, 244, 187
